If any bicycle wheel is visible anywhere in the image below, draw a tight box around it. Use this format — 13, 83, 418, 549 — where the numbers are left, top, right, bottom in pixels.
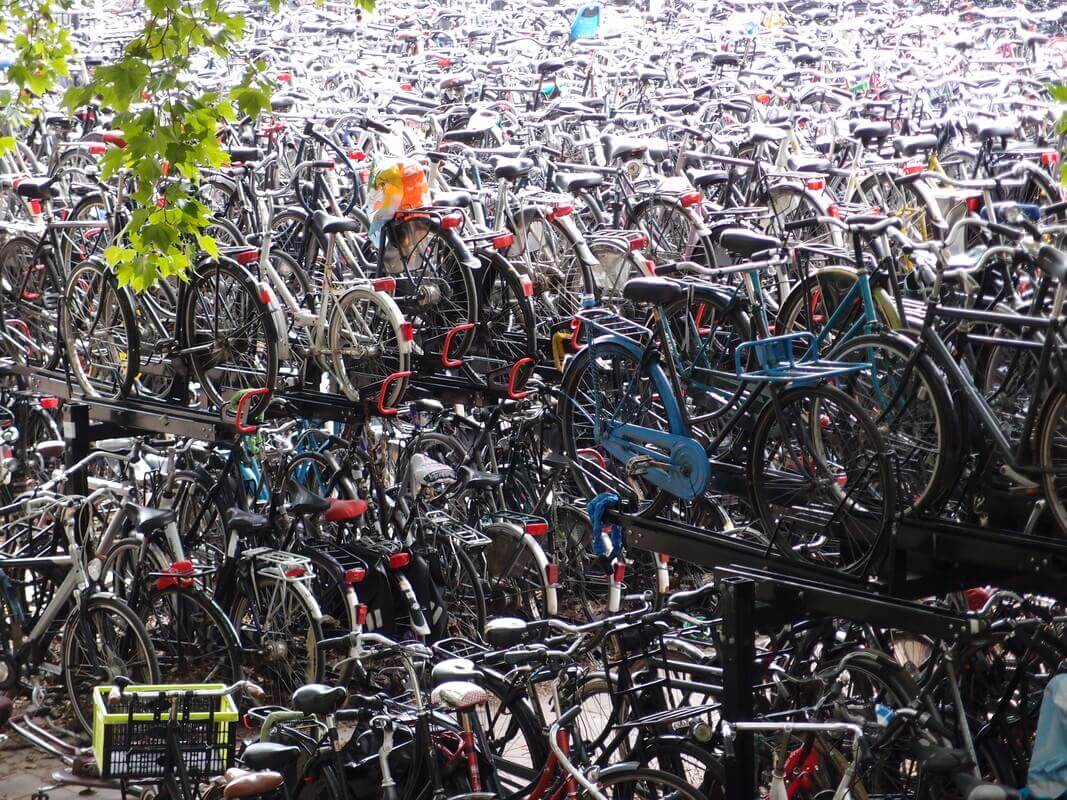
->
61, 259, 138, 400
597, 765, 710, 800
231, 575, 324, 706
131, 277, 180, 400
1038, 389, 1067, 536
558, 340, 678, 517
286, 452, 353, 499
476, 253, 538, 372
774, 268, 899, 351
477, 669, 552, 800
632, 197, 714, 265
155, 470, 228, 587
748, 384, 896, 574
180, 259, 278, 417
829, 333, 956, 515
0, 234, 61, 368
61, 594, 161, 733
101, 536, 243, 686
60, 192, 113, 265
434, 539, 487, 641
328, 286, 409, 405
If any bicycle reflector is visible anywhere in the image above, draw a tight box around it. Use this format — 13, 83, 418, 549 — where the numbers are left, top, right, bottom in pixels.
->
546, 563, 559, 585
39, 397, 60, 410
348, 150, 367, 161
373, 277, 396, 293
645, 259, 656, 275
902, 164, 924, 176
388, 551, 412, 569
548, 202, 573, 220
343, 568, 367, 584
629, 234, 649, 251
492, 232, 514, 250
679, 191, 702, 207
1042, 152, 1060, 166
519, 276, 535, 297
235, 249, 259, 266
441, 212, 464, 229
88, 143, 106, 156
284, 566, 307, 578
828, 205, 843, 219
966, 196, 981, 212
401, 322, 415, 342
356, 603, 368, 625
525, 520, 548, 536
805, 179, 824, 191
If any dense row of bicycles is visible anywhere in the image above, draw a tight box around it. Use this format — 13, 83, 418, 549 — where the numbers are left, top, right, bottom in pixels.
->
3, 0, 1067, 796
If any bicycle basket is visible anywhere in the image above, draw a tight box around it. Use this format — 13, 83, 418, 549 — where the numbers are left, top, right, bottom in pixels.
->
92, 684, 238, 779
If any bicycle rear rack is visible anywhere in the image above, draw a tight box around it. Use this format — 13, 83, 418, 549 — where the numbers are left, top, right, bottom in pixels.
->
422, 510, 492, 549
734, 332, 867, 385
479, 511, 549, 537
574, 307, 651, 345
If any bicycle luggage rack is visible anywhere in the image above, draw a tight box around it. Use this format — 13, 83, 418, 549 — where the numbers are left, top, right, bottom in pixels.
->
573, 307, 652, 345
734, 332, 867, 384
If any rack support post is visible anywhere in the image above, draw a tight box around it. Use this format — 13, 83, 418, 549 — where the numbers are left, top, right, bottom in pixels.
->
721, 575, 756, 800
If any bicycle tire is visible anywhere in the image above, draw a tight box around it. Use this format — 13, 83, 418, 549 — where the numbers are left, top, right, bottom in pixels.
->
62, 593, 161, 733
596, 764, 709, 800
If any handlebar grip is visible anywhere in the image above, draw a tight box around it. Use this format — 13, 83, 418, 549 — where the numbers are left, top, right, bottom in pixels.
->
318, 632, 359, 651
987, 222, 1026, 241
362, 116, 391, 134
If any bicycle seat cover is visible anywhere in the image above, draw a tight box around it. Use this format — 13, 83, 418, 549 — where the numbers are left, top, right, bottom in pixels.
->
622, 277, 685, 306
325, 498, 369, 522
223, 770, 284, 799
225, 508, 273, 537
431, 680, 488, 710
485, 616, 527, 647
292, 683, 348, 716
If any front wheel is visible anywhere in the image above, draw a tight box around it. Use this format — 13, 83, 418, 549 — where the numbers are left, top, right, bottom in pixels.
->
62, 594, 161, 733
328, 286, 409, 406
597, 765, 711, 800
748, 383, 896, 575
1038, 389, 1067, 536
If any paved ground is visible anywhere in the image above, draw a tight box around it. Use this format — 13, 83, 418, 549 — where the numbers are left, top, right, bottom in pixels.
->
0, 738, 121, 800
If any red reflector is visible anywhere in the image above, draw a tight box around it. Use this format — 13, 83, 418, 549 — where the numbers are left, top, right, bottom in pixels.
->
39, 396, 60, 410
170, 560, 194, 574
679, 191, 701, 207
344, 568, 366, 584
966, 197, 981, 212
755, 93, 770, 104
348, 150, 367, 161
29, 200, 42, 215
965, 587, 990, 611
373, 277, 396, 293
805, 179, 824, 191
492, 232, 514, 250
1042, 151, 1060, 166
441, 212, 463, 229
258, 285, 273, 305
389, 551, 411, 569
552, 203, 573, 218
903, 164, 924, 175
438, 58, 450, 67
659, 553, 670, 564
629, 234, 649, 251
401, 322, 414, 341
285, 567, 306, 578
546, 563, 559, 585
613, 562, 626, 582
400, 83, 413, 91
356, 603, 368, 625
520, 276, 534, 296
277, 72, 291, 82
525, 521, 548, 536
644, 258, 656, 275
88, 143, 106, 156
235, 249, 258, 265
828, 205, 842, 219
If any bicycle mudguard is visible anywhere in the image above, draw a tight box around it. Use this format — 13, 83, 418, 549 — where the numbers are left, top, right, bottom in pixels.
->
341, 547, 397, 636
601, 422, 710, 500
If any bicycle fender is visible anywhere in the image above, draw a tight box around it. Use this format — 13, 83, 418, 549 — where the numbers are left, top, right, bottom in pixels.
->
597, 762, 643, 779
481, 523, 557, 617
336, 285, 412, 357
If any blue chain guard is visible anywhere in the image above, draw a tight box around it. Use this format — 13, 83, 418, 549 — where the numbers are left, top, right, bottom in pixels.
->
601, 423, 710, 500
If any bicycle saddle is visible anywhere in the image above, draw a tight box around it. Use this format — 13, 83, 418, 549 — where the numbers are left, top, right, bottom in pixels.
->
292, 683, 348, 716
241, 742, 301, 772
688, 169, 728, 188
744, 124, 788, 146
439, 72, 474, 90
791, 156, 831, 174
1037, 244, 1067, 282
893, 134, 938, 158
792, 51, 821, 66
717, 227, 781, 258
492, 157, 535, 182
431, 657, 482, 685
485, 617, 529, 647
288, 484, 330, 517
661, 98, 699, 115
432, 190, 473, 208
843, 215, 903, 235
225, 508, 273, 537
311, 210, 362, 236
956, 774, 1022, 800
537, 58, 565, 76
227, 147, 261, 163
13, 179, 59, 201
916, 744, 974, 774
971, 118, 1016, 142
431, 680, 489, 710
622, 277, 686, 306
458, 465, 505, 490
711, 52, 739, 67
222, 769, 285, 799
124, 503, 176, 536
553, 171, 603, 192
601, 134, 668, 162
850, 120, 892, 143
325, 497, 369, 522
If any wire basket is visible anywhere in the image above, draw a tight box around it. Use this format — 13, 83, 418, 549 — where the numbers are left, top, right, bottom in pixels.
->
92, 684, 238, 779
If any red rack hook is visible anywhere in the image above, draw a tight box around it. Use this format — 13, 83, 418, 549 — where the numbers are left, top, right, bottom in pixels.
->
377, 371, 412, 415
507, 357, 535, 399
233, 388, 270, 434
441, 323, 475, 368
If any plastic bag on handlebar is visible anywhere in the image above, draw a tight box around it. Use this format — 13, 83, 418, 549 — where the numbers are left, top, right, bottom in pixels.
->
367, 158, 429, 247
587, 492, 622, 560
